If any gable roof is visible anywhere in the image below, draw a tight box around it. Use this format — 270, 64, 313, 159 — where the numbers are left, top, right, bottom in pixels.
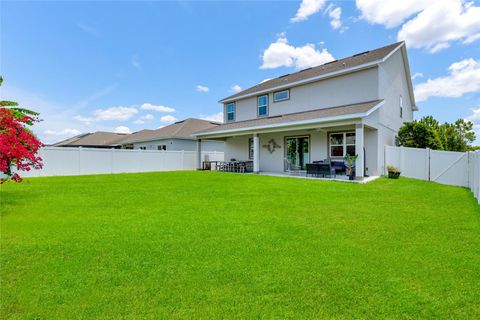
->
121, 118, 221, 144
52, 131, 128, 147
220, 41, 404, 103
195, 100, 383, 137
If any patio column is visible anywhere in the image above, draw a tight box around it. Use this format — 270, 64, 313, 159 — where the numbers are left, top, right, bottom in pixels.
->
355, 123, 364, 179
196, 139, 202, 170
253, 133, 260, 173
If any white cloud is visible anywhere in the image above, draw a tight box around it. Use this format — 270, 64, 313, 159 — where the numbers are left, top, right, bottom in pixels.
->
397, 0, 480, 53
74, 115, 96, 126
75, 106, 138, 125
356, 0, 434, 28
414, 58, 480, 102
411, 72, 424, 80
140, 103, 175, 113
160, 115, 178, 124
465, 107, 480, 123
356, 0, 480, 53
77, 23, 100, 37
260, 34, 335, 70
465, 108, 480, 143
260, 78, 272, 84
133, 114, 154, 125
44, 128, 81, 136
131, 55, 141, 69
93, 106, 138, 121
114, 126, 131, 134
196, 85, 209, 93
1, 83, 130, 144
290, 0, 326, 23
230, 85, 242, 92
327, 6, 344, 31
199, 112, 223, 123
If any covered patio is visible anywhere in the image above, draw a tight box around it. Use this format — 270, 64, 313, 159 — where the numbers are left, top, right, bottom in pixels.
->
194, 101, 384, 180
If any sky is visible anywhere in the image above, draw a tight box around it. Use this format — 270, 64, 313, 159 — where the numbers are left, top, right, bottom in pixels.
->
1, 0, 479, 144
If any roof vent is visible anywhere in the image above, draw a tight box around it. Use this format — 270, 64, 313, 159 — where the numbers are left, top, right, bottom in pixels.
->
324, 60, 338, 65
299, 67, 312, 72
278, 73, 290, 78
342, 62, 346, 67
353, 50, 370, 57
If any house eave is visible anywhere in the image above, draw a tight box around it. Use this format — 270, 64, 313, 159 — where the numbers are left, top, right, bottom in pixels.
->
195, 101, 384, 138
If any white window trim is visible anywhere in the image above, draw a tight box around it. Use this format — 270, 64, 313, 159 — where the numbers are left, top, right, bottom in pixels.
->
273, 89, 290, 102
257, 95, 268, 117
226, 102, 235, 122
329, 131, 355, 158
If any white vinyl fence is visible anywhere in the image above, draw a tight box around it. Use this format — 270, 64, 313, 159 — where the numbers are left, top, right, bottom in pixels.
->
19, 147, 224, 178
385, 146, 480, 203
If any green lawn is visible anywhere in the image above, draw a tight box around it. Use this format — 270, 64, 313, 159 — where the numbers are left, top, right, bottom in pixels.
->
1, 172, 479, 319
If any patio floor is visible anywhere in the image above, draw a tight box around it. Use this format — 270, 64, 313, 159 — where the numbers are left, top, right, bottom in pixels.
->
257, 171, 381, 183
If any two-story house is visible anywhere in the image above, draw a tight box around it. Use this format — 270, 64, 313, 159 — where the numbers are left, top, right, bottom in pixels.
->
194, 41, 417, 179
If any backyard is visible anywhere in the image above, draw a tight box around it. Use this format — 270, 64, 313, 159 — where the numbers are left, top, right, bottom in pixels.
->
1, 171, 479, 319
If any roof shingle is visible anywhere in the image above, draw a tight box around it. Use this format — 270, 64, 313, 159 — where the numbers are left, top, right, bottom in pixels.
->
221, 42, 402, 102
52, 132, 128, 147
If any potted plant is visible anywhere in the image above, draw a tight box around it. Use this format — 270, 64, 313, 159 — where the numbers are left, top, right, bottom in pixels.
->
387, 165, 401, 179
344, 154, 358, 180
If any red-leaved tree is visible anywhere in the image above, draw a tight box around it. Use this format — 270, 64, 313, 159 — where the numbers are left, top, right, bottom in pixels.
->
0, 77, 43, 183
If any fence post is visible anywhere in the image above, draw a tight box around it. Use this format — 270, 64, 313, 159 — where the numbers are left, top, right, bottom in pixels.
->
111, 148, 115, 174
427, 148, 431, 181
78, 147, 82, 175
181, 150, 185, 170
399, 146, 404, 174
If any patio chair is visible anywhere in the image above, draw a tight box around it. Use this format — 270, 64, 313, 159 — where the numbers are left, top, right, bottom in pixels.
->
318, 164, 336, 178
284, 158, 302, 175
306, 163, 319, 177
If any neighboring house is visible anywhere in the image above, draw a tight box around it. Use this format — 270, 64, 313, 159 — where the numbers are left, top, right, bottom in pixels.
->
121, 118, 224, 152
51, 131, 128, 148
194, 41, 417, 179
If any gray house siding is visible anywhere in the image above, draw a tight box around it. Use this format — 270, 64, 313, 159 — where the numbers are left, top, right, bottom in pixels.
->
226, 67, 379, 123
133, 139, 224, 152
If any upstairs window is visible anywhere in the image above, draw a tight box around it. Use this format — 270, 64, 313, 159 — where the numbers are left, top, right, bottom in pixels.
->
273, 89, 290, 102
157, 145, 166, 151
257, 95, 268, 117
226, 103, 235, 122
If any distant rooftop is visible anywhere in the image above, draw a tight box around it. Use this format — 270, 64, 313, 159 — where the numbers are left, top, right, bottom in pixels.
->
51, 131, 128, 147
120, 118, 221, 144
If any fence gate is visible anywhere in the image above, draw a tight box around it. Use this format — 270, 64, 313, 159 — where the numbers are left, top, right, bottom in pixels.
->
429, 150, 469, 187
385, 146, 479, 192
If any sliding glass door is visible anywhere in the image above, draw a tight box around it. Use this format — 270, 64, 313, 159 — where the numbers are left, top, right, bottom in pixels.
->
285, 136, 310, 170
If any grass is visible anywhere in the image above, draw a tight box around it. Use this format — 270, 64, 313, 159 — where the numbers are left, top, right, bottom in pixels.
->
1, 171, 479, 319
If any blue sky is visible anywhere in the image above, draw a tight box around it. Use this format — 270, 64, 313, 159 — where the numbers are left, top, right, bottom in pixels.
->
1, 0, 479, 143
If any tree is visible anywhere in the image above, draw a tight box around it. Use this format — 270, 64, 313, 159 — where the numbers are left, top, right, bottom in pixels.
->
0, 77, 43, 183
397, 116, 476, 152
439, 119, 475, 152
397, 121, 443, 149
